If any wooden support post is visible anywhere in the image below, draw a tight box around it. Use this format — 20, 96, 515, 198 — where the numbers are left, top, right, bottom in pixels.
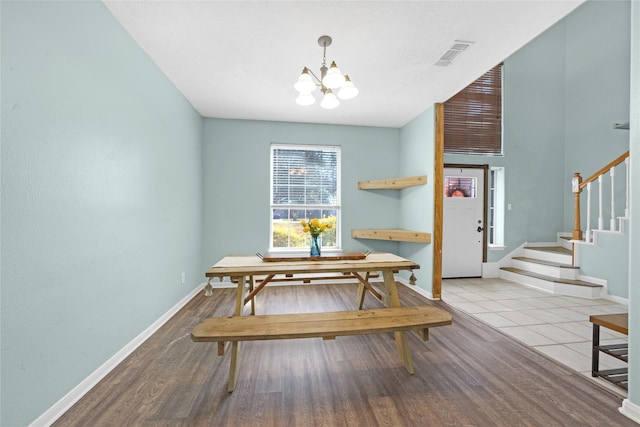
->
432, 103, 444, 299
572, 173, 583, 241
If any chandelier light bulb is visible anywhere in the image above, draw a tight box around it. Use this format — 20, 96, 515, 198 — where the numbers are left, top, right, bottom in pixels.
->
320, 90, 340, 109
337, 75, 359, 100
322, 61, 345, 89
296, 91, 316, 106
294, 68, 317, 93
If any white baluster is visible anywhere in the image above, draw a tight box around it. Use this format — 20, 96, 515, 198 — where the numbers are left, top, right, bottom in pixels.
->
585, 182, 592, 243
598, 175, 604, 231
625, 157, 630, 217
610, 166, 616, 231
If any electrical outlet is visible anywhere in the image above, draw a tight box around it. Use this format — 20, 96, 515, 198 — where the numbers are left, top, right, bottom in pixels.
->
181, 272, 186, 285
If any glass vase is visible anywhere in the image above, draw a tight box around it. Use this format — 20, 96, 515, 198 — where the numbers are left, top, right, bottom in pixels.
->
310, 233, 321, 257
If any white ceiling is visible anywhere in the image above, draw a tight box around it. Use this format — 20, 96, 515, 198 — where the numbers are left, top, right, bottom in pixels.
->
103, 0, 585, 128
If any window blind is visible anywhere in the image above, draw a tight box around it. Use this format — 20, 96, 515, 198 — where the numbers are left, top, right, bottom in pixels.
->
444, 64, 502, 155
271, 147, 339, 207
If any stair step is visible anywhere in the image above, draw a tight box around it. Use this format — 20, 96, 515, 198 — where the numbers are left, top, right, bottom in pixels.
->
512, 256, 577, 269
558, 235, 574, 250
523, 246, 572, 264
500, 267, 602, 287
524, 246, 571, 255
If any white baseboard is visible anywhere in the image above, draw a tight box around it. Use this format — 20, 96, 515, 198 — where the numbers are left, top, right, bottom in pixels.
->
482, 242, 527, 278
29, 284, 203, 427
604, 294, 629, 305
482, 262, 501, 278
522, 241, 559, 247
577, 274, 607, 287
620, 399, 640, 424
399, 278, 436, 300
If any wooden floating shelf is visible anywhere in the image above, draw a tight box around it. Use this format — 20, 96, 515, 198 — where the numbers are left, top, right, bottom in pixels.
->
358, 175, 427, 190
351, 229, 431, 243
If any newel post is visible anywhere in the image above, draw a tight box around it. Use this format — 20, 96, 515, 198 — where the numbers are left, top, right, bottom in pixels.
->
572, 173, 583, 240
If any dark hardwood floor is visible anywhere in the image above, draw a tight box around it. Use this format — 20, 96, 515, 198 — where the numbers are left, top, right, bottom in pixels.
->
55, 283, 635, 426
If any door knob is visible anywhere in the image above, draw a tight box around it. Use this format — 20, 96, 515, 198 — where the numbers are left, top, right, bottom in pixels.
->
477, 226, 484, 232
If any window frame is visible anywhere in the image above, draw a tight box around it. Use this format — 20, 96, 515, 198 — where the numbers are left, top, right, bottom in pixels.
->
269, 144, 341, 252
488, 166, 505, 249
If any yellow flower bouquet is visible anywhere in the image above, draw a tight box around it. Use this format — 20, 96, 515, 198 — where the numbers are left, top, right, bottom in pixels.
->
300, 218, 333, 256
300, 218, 332, 235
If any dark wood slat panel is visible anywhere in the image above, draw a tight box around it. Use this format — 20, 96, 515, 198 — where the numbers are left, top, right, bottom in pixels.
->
444, 64, 503, 155
54, 283, 635, 427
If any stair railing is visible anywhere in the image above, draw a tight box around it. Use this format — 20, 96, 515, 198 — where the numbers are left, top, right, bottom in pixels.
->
572, 151, 630, 243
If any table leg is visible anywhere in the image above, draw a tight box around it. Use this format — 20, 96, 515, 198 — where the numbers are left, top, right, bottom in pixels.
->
355, 272, 382, 309
592, 323, 600, 377
248, 276, 255, 315
356, 281, 366, 309
382, 269, 415, 374
228, 341, 240, 392
228, 275, 247, 392
234, 275, 247, 316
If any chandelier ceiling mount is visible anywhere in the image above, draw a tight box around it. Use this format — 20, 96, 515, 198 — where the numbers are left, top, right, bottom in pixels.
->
294, 35, 359, 109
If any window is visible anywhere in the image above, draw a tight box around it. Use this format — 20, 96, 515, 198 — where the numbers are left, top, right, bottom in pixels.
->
270, 144, 340, 251
444, 176, 477, 198
488, 167, 505, 248
444, 64, 503, 155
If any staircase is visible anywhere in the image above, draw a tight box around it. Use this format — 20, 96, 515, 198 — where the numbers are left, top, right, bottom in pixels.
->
499, 151, 630, 300
500, 235, 604, 299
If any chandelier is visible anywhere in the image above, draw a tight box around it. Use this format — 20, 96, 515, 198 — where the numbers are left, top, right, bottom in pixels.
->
294, 35, 359, 109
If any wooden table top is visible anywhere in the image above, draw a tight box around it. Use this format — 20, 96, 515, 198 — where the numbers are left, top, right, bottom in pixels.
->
589, 313, 628, 335
205, 252, 420, 278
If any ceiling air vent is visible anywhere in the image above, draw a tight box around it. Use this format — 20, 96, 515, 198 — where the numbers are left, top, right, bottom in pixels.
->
435, 40, 474, 66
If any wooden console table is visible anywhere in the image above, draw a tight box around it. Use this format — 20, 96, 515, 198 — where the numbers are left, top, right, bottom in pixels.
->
589, 313, 628, 390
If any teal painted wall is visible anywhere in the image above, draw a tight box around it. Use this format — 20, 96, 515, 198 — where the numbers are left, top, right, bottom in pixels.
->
578, 230, 629, 298
444, 21, 567, 262
563, 0, 631, 232
500, 20, 567, 252
0, 2, 204, 425
626, 0, 639, 412
201, 118, 401, 270
399, 107, 435, 291
564, 0, 631, 300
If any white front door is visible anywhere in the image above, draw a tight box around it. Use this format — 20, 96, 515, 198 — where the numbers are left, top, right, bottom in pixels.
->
442, 167, 485, 278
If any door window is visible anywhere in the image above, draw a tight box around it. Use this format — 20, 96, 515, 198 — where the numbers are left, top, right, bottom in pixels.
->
444, 176, 477, 198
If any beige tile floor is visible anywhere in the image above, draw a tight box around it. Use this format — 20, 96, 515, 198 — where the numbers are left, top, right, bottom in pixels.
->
442, 277, 629, 397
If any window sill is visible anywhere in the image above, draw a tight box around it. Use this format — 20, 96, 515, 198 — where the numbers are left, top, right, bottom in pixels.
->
488, 245, 506, 251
